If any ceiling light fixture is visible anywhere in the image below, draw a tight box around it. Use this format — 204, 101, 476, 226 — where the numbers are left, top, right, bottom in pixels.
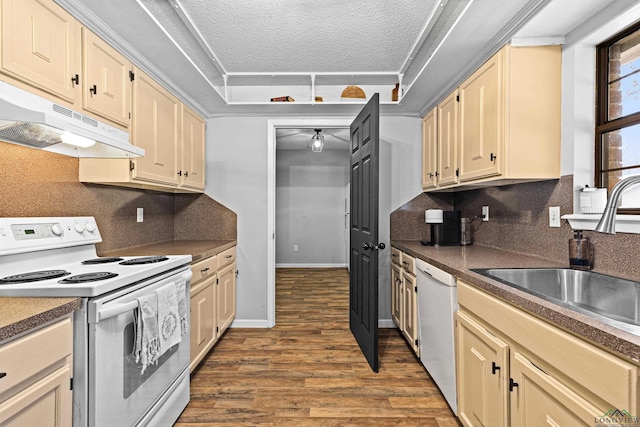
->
311, 129, 324, 153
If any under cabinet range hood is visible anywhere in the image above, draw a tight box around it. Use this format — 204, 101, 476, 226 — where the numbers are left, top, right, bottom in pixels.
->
0, 80, 144, 158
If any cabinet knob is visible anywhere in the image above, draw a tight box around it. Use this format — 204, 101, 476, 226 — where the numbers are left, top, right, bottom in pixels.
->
89, 85, 97, 95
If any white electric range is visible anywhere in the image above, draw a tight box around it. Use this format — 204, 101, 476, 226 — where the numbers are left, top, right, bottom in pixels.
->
0, 217, 192, 427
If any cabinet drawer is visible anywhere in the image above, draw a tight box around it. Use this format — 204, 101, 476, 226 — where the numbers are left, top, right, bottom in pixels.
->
218, 247, 236, 270
391, 247, 402, 266
191, 255, 217, 285
458, 281, 638, 411
401, 253, 415, 275
0, 318, 72, 396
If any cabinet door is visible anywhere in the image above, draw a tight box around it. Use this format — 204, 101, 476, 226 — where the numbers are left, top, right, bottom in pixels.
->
217, 263, 236, 338
459, 48, 503, 182
82, 29, 131, 127
422, 107, 438, 190
437, 90, 459, 186
456, 311, 509, 427
402, 271, 419, 354
180, 105, 206, 190
391, 264, 403, 329
0, 365, 72, 426
510, 352, 601, 427
0, 0, 80, 104
189, 277, 216, 372
131, 68, 180, 186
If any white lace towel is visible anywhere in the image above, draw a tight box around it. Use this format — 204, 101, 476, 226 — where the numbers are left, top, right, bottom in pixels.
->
133, 293, 159, 375
176, 281, 189, 335
157, 282, 182, 355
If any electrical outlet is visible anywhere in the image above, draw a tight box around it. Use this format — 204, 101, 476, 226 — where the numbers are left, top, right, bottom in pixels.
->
482, 206, 489, 222
293, 244, 298, 252
549, 206, 560, 227
137, 208, 144, 223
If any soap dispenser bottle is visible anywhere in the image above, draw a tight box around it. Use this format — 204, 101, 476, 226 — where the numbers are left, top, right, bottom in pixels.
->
569, 230, 592, 270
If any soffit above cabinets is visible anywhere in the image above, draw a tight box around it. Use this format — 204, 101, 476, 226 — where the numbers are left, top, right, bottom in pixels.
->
55, 0, 624, 117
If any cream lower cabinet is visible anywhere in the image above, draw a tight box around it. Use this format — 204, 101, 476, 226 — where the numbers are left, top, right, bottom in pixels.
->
456, 281, 638, 427
189, 254, 217, 372
0, 317, 73, 426
216, 246, 237, 338
390, 247, 419, 356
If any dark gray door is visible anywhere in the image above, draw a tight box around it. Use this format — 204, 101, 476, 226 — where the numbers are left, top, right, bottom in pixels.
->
349, 93, 381, 372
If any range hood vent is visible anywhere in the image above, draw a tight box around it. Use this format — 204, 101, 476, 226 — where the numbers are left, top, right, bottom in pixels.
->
0, 80, 144, 158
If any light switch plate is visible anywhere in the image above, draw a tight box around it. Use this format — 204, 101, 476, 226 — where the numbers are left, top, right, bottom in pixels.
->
137, 208, 144, 223
482, 206, 489, 222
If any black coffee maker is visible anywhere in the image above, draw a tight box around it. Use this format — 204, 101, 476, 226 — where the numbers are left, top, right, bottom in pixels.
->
423, 210, 461, 246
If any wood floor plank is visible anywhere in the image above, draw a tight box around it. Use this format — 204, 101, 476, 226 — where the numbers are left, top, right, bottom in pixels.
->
176, 267, 461, 426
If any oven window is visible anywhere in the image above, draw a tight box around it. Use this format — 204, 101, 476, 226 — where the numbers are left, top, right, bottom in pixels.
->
123, 322, 179, 399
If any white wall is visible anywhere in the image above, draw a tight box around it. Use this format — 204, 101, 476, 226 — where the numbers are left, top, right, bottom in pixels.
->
276, 149, 349, 266
206, 115, 423, 327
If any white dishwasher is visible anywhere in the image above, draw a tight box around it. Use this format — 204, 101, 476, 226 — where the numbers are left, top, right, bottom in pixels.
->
415, 258, 458, 414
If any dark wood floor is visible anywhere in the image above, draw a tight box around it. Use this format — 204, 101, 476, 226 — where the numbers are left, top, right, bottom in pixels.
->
176, 268, 460, 426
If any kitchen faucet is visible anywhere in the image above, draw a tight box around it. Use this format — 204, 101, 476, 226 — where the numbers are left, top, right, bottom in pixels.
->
594, 175, 640, 234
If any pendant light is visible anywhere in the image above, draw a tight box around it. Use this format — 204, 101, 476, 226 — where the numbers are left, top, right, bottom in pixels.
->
311, 129, 324, 152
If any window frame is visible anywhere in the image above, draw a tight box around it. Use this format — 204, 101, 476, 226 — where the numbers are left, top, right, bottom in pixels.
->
595, 20, 640, 213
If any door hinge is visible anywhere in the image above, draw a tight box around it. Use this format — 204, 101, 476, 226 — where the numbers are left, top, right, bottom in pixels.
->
414, 285, 417, 293
455, 168, 459, 177
129, 70, 135, 81
456, 94, 459, 102
216, 326, 219, 333
70, 378, 74, 390
129, 112, 131, 119
415, 339, 419, 347
129, 159, 135, 171
216, 278, 219, 284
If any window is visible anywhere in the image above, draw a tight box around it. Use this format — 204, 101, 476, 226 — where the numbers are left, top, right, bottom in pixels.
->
596, 22, 640, 210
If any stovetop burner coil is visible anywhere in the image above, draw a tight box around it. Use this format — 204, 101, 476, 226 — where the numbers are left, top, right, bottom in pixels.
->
58, 272, 119, 284
82, 257, 124, 265
0, 270, 71, 284
119, 256, 169, 265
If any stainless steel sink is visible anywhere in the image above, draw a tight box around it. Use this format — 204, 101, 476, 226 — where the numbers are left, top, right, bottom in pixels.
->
471, 268, 640, 335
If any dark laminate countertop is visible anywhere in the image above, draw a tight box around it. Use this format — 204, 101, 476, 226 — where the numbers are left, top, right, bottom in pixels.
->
0, 298, 81, 342
391, 240, 640, 364
100, 240, 237, 263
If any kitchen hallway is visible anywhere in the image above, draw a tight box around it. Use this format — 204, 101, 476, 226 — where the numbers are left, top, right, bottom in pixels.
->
176, 268, 460, 426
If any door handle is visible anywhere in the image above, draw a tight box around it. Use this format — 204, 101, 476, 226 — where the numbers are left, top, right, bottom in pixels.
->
363, 242, 385, 251
362, 243, 372, 251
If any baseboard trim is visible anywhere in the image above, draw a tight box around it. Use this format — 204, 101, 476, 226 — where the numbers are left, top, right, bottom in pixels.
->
230, 319, 271, 328
276, 263, 348, 268
378, 319, 397, 328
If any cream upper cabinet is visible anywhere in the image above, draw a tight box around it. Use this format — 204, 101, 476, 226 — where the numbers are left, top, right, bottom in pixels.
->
458, 49, 503, 182
82, 29, 132, 128
180, 105, 206, 191
456, 310, 508, 427
422, 44, 561, 191
422, 107, 438, 190
130, 67, 181, 186
0, 0, 81, 104
437, 90, 459, 187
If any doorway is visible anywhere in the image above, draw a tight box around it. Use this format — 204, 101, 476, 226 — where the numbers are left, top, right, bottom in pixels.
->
267, 119, 352, 327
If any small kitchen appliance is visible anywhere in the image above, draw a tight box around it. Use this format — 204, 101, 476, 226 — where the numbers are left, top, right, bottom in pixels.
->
0, 217, 192, 426
424, 210, 461, 246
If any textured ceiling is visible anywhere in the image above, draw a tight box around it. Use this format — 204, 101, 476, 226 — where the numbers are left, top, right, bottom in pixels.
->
55, 0, 631, 117
184, 0, 437, 73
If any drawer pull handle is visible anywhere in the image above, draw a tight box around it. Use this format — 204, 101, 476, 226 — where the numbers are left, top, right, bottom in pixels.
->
89, 84, 97, 95
200, 267, 210, 273
0, 372, 5, 379
225, 254, 233, 259
492, 362, 500, 375
509, 378, 518, 391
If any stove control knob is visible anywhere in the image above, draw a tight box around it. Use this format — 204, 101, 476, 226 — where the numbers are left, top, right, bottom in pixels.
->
86, 222, 96, 233
74, 222, 86, 233
51, 224, 63, 236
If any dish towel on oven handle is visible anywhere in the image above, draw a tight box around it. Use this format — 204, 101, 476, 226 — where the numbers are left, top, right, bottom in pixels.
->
133, 293, 160, 375
176, 280, 189, 335
157, 282, 182, 355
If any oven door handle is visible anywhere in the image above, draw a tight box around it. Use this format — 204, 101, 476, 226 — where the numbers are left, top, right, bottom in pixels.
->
98, 300, 140, 321
93, 270, 192, 322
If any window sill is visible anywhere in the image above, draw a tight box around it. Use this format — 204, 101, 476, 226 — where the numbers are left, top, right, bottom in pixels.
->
561, 214, 640, 233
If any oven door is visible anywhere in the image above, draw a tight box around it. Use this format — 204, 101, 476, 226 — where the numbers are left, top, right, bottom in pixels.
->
87, 268, 191, 427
